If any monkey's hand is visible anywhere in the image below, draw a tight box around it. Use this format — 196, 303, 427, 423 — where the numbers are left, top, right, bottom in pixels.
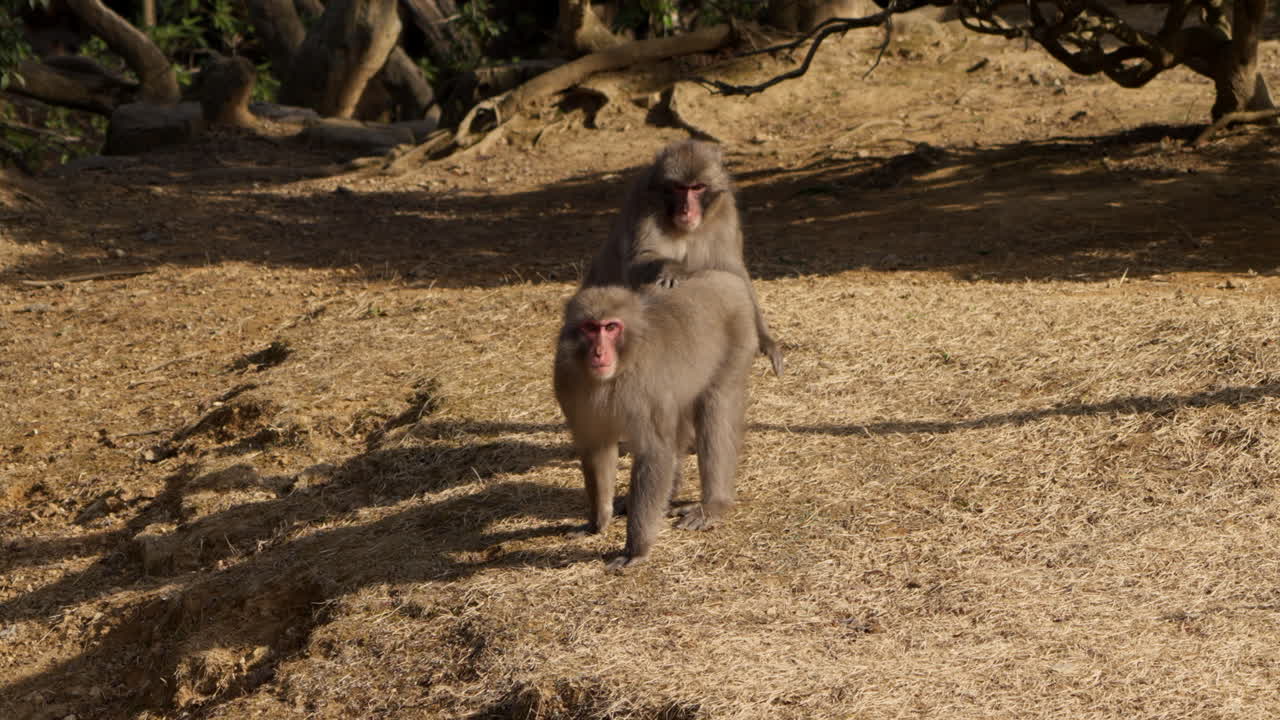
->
651, 262, 688, 289
671, 502, 726, 531
761, 336, 785, 377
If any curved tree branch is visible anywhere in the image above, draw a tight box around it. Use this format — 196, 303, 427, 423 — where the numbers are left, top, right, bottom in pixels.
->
64, 0, 178, 103
7, 57, 140, 115
694, 9, 899, 97
455, 24, 735, 146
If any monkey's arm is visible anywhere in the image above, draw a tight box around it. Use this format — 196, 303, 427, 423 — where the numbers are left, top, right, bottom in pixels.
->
575, 443, 619, 535
607, 420, 679, 571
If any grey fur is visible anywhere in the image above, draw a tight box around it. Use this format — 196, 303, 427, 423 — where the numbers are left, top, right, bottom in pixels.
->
554, 270, 757, 570
583, 139, 785, 377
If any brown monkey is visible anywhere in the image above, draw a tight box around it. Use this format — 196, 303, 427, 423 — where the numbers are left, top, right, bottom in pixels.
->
584, 139, 785, 377
554, 270, 757, 570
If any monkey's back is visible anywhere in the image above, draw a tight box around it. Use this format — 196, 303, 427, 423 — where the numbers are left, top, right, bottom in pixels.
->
632, 270, 757, 392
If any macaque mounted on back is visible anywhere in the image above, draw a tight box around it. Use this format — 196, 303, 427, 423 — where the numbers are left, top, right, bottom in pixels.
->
554, 270, 757, 570
584, 139, 785, 377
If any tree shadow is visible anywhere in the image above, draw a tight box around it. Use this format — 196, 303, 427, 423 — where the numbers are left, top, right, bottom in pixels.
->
0, 417, 590, 718
751, 379, 1280, 437
4, 123, 1280, 288
0, 415, 573, 610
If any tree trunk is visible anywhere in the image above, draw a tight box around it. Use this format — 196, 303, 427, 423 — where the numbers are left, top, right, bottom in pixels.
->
1210, 0, 1274, 120
400, 0, 481, 69
199, 56, 258, 127
558, 0, 624, 55
766, 0, 876, 31
64, 0, 178, 103
277, 0, 402, 118
252, 0, 434, 120
248, 0, 309, 79
379, 48, 437, 119
296, 0, 324, 16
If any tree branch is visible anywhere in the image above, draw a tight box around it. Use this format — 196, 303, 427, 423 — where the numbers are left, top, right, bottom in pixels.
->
7, 57, 139, 115
1193, 108, 1280, 146
691, 7, 899, 97
64, 0, 178, 103
455, 24, 735, 146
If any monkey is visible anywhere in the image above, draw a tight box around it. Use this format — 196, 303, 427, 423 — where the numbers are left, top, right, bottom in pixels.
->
554, 270, 757, 570
583, 139, 785, 377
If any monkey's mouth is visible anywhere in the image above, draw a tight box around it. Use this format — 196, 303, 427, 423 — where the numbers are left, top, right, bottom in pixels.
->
673, 215, 700, 232
588, 361, 616, 379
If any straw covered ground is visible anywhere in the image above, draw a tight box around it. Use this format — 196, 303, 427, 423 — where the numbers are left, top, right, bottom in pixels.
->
4, 13, 1280, 720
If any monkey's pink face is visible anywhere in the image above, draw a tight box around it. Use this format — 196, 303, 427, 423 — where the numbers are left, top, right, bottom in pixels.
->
668, 183, 706, 232
579, 319, 624, 380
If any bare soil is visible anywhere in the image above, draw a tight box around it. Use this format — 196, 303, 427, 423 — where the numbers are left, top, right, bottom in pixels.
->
5, 17, 1280, 720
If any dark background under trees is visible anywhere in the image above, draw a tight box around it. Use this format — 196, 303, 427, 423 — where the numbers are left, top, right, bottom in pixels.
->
1, 0, 1276, 171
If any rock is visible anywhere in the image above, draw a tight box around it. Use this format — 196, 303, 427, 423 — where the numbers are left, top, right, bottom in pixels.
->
299, 118, 415, 156
104, 102, 204, 155
391, 111, 442, 142
131, 522, 191, 575
249, 102, 320, 124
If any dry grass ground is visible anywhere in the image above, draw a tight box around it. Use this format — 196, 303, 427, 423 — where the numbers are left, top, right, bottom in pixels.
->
4, 15, 1280, 720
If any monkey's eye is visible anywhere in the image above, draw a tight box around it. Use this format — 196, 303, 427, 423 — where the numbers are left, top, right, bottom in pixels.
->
604, 322, 621, 333
688, 184, 706, 192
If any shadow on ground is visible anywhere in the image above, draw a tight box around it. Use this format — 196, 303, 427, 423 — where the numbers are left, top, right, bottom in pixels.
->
5, 124, 1280, 288
6, 367, 1280, 716
752, 379, 1280, 436
0, 410, 585, 718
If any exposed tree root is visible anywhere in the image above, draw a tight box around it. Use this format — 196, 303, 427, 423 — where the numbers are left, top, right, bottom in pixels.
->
1192, 108, 1280, 147
371, 24, 734, 173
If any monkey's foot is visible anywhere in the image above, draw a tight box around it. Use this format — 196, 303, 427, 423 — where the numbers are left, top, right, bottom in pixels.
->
604, 552, 649, 572
566, 523, 605, 539
671, 503, 725, 531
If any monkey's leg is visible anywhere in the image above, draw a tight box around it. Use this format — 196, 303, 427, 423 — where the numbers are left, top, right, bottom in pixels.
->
606, 445, 676, 571
621, 416, 690, 517
673, 384, 744, 531
575, 443, 618, 536
665, 415, 696, 515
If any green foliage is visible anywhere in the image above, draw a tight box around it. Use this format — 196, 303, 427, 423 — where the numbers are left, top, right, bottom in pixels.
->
615, 0, 766, 35
208, 0, 244, 50
1, 102, 106, 171
147, 15, 207, 59
139, 0, 259, 90
0, 0, 45, 90
416, 56, 440, 86
252, 61, 279, 103
642, 0, 679, 34
458, 0, 507, 48
148, 0, 253, 60
610, 0, 679, 34
700, 0, 768, 25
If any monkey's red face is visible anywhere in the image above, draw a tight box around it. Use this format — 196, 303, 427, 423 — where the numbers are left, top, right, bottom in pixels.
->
667, 183, 707, 232
579, 319, 624, 380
